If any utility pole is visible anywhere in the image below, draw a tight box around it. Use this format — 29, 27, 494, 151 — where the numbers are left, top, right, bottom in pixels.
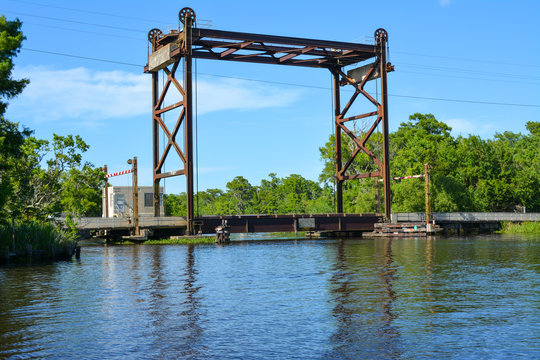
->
425, 163, 431, 227
103, 165, 109, 218
127, 157, 139, 235
375, 178, 381, 214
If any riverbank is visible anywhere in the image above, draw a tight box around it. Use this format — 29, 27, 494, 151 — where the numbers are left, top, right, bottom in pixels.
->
497, 221, 540, 234
0, 221, 77, 262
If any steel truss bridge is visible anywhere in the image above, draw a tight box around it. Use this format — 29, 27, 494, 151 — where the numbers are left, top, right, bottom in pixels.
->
143, 7, 394, 235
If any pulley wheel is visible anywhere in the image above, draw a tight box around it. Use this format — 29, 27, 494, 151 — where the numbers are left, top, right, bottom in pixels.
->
179, 7, 196, 24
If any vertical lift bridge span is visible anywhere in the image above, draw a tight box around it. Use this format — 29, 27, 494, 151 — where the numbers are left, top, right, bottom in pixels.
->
144, 7, 394, 235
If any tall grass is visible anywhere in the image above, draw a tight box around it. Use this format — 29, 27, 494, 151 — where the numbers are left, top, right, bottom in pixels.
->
498, 221, 540, 234
0, 221, 77, 260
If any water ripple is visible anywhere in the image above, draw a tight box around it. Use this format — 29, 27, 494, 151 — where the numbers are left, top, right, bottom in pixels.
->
1, 235, 539, 359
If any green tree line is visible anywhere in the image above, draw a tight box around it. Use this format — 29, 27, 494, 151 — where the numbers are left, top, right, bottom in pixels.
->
166, 113, 539, 216
1, 16, 104, 251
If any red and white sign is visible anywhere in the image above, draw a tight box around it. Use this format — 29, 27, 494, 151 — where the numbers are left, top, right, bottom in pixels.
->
105, 169, 132, 178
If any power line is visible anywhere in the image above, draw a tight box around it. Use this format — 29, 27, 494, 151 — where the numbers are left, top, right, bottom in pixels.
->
22, 48, 143, 68
389, 94, 540, 108
5, 2, 540, 73
2, 9, 146, 33
397, 70, 540, 86
22, 21, 144, 41
20, 47, 540, 108
6, 0, 167, 24
394, 50, 540, 69
7, 8, 539, 81
398, 62, 539, 81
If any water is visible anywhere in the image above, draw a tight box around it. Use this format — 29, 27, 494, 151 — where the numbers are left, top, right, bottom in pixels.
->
1, 235, 539, 359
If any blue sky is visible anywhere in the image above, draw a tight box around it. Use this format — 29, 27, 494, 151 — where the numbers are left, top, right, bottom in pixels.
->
3, 0, 539, 194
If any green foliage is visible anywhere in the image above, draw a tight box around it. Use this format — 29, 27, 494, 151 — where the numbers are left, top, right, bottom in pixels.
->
226, 176, 257, 214
0, 16, 104, 247
0, 15, 29, 221
166, 114, 538, 218
0, 15, 28, 115
4, 134, 105, 221
164, 193, 186, 216
318, 113, 540, 214
0, 220, 76, 257
498, 221, 540, 235
166, 173, 334, 216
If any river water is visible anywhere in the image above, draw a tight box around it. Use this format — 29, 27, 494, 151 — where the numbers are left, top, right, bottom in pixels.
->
1, 234, 539, 359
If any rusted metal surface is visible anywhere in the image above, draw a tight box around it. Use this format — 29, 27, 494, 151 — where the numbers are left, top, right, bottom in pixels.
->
102, 165, 108, 218
378, 30, 392, 220
127, 157, 139, 235
183, 11, 195, 235
333, 73, 343, 213
148, 28, 376, 69
145, 7, 394, 226
195, 214, 382, 234
72, 214, 382, 238
332, 28, 393, 219
425, 163, 431, 226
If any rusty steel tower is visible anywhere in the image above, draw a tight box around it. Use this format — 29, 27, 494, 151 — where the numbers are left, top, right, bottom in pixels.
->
144, 7, 394, 234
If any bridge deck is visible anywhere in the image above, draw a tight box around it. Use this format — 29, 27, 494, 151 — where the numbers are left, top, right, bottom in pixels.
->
75, 213, 383, 236
74, 212, 538, 238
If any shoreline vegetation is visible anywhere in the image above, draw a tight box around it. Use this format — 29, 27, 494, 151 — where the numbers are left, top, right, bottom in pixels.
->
0, 221, 77, 263
497, 221, 540, 235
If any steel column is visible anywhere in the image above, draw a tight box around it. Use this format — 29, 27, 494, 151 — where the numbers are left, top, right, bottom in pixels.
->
378, 31, 392, 220
152, 72, 161, 216
333, 70, 343, 213
183, 12, 195, 235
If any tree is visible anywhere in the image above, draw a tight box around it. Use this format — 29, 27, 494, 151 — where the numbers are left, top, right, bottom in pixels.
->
257, 173, 282, 214
5, 134, 105, 221
164, 193, 186, 216
226, 176, 256, 214
0, 15, 29, 222
0, 16, 28, 115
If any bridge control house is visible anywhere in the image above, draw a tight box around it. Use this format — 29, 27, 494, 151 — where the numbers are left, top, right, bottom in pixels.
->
102, 186, 164, 218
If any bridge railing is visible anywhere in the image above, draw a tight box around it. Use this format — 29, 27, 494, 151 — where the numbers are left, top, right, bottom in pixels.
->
62, 216, 187, 230
395, 212, 540, 223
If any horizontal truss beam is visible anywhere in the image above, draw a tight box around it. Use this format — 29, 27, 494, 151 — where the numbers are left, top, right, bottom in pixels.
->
147, 28, 378, 70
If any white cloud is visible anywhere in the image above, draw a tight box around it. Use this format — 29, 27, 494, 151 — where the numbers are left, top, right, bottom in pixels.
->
439, 0, 451, 6
8, 66, 303, 125
10, 66, 149, 123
